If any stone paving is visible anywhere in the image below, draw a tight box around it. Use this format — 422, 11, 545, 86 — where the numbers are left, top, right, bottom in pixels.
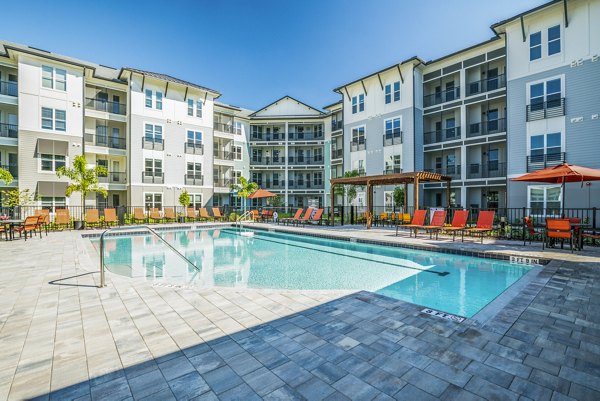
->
0, 224, 599, 400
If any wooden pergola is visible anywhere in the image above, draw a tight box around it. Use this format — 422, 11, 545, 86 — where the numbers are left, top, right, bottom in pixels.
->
330, 171, 452, 229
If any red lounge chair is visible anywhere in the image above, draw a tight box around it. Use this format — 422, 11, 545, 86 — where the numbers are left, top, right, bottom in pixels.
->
442, 210, 469, 241
461, 211, 495, 243
280, 208, 303, 225
300, 208, 324, 226
523, 216, 543, 245
291, 208, 314, 226
544, 218, 574, 252
417, 210, 447, 239
396, 210, 427, 237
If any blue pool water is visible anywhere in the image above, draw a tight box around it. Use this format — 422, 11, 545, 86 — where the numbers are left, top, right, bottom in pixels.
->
92, 228, 532, 317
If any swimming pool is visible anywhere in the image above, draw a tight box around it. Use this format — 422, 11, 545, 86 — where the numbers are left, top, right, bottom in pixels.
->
92, 227, 533, 317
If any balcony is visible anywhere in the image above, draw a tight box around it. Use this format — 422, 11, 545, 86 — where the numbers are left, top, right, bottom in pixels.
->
424, 126, 461, 145
424, 87, 460, 107
526, 98, 566, 122
466, 74, 506, 96
331, 121, 343, 131
350, 139, 366, 152
184, 142, 204, 155
143, 171, 164, 184
384, 166, 403, 175
264, 181, 286, 190
288, 180, 324, 190
425, 166, 462, 179
98, 172, 127, 184
214, 122, 234, 134
0, 123, 18, 139
250, 133, 285, 142
214, 178, 234, 187
85, 132, 126, 150
0, 81, 17, 97
383, 131, 402, 146
250, 157, 285, 166
85, 97, 126, 115
288, 156, 324, 166
527, 152, 566, 172
466, 162, 507, 179
214, 151, 233, 161
467, 118, 506, 138
331, 149, 343, 159
288, 132, 324, 141
184, 174, 204, 186
142, 137, 164, 151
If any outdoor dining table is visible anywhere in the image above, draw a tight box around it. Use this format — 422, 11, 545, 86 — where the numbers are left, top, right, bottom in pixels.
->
0, 219, 24, 241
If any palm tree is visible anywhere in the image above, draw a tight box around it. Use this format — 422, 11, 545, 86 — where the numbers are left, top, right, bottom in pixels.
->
0, 167, 12, 186
56, 155, 108, 211
231, 176, 258, 214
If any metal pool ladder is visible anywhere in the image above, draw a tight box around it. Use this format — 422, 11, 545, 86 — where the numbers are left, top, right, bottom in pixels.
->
98, 225, 200, 288
234, 210, 254, 229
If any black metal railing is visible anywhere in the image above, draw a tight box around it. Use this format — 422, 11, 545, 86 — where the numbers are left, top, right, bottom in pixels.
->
331, 121, 343, 131
287, 180, 325, 189
250, 157, 286, 166
213, 122, 234, 134
142, 137, 164, 151
384, 166, 403, 175
467, 162, 507, 179
424, 126, 461, 144
0, 122, 18, 139
250, 132, 285, 142
288, 132, 324, 141
425, 165, 462, 179
466, 74, 506, 96
98, 172, 127, 184
0, 80, 18, 97
214, 151, 233, 161
184, 174, 203, 186
184, 142, 204, 155
350, 139, 366, 152
526, 98, 565, 122
331, 149, 343, 159
527, 152, 566, 172
0, 164, 17, 179
288, 156, 324, 165
265, 181, 286, 189
213, 178, 233, 187
85, 97, 126, 115
383, 131, 402, 146
85, 132, 126, 150
424, 87, 460, 107
467, 118, 507, 138
142, 172, 164, 184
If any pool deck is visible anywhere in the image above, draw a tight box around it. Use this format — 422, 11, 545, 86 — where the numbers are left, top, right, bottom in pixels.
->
1, 223, 599, 400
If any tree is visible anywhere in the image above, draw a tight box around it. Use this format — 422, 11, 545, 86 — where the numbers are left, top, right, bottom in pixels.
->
271, 194, 283, 208
2, 188, 37, 207
231, 176, 258, 213
56, 155, 108, 210
333, 169, 363, 205
0, 168, 13, 186
179, 190, 191, 208
393, 186, 405, 210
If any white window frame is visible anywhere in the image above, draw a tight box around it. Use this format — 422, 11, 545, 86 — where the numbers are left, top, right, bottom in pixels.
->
526, 75, 564, 104
187, 130, 202, 145
144, 123, 164, 143
351, 125, 365, 143
39, 154, 67, 173
189, 193, 202, 209
384, 84, 392, 104
41, 107, 66, 132
187, 99, 194, 116
527, 185, 562, 217
351, 93, 365, 114
145, 89, 153, 108
384, 191, 394, 211
155, 91, 163, 110
547, 25, 561, 56
40, 196, 67, 210
144, 192, 163, 210
144, 158, 163, 176
196, 99, 203, 118
234, 121, 243, 135
384, 116, 402, 138
232, 145, 242, 161
527, 132, 563, 156
529, 31, 542, 61
41, 65, 67, 91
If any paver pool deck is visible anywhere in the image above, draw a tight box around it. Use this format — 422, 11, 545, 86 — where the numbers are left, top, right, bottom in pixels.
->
1, 223, 599, 400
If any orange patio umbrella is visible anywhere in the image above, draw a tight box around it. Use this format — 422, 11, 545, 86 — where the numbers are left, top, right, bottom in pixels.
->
247, 188, 276, 199
512, 162, 600, 214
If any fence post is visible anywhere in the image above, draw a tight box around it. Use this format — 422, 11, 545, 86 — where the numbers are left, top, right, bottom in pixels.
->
521, 207, 526, 242
350, 206, 355, 225
593, 207, 597, 231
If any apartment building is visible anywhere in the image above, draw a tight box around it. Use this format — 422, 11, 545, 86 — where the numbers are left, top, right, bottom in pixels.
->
324, 100, 343, 205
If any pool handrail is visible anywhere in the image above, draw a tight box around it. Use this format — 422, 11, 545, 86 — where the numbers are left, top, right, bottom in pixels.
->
99, 225, 200, 288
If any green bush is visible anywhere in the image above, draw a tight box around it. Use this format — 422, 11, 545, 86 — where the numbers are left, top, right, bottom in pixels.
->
228, 212, 240, 222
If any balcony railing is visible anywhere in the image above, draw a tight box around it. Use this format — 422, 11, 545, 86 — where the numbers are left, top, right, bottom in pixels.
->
85, 97, 126, 115
288, 156, 324, 166
142, 137, 164, 151
214, 122, 234, 134
184, 174, 204, 186
424, 87, 460, 107
331, 121, 343, 131
467, 118, 506, 138
424, 126, 461, 145
527, 152, 566, 172
384, 166, 403, 175
250, 157, 286, 166
214, 151, 233, 161
85, 132, 126, 150
0, 123, 18, 139
264, 181, 286, 189
250, 133, 285, 142
526, 98, 566, 121
288, 180, 325, 189
0, 164, 17, 179
143, 172, 164, 184
467, 162, 507, 179
0, 81, 18, 97
383, 131, 402, 146
466, 74, 506, 96
214, 178, 233, 187
331, 149, 343, 159
98, 172, 127, 184
184, 142, 204, 155
357, 168, 366, 176
425, 166, 462, 179
288, 132, 324, 141
350, 139, 366, 152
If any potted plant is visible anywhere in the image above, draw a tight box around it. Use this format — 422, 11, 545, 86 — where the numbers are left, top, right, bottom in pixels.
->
178, 191, 190, 223
56, 155, 107, 230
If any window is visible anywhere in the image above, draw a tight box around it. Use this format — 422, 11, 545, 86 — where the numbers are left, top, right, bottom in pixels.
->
189, 194, 202, 209
446, 154, 456, 174
40, 197, 66, 211
187, 99, 194, 116
234, 121, 242, 135
144, 193, 163, 210
41, 66, 66, 91
488, 149, 499, 171
351, 94, 364, 114
529, 78, 561, 109
314, 172, 323, 185
528, 186, 561, 215
386, 81, 400, 103
232, 145, 242, 160
393, 81, 400, 101
187, 162, 202, 178
40, 154, 66, 172
251, 125, 262, 139
530, 31, 542, 61
187, 130, 202, 145
352, 127, 365, 143
445, 118, 456, 138
385, 84, 391, 104
385, 117, 401, 138
196, 100, 202, 118
145, 159, 162, 176
145, 124, 163, 143
155, 92, 163, 110
530, 132, 562, 161
548, 25, 561, 56
145, 89, 153, 108
41, 108, 66, 131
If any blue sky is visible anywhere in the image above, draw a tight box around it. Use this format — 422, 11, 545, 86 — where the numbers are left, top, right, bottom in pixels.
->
0, 0, 545, 110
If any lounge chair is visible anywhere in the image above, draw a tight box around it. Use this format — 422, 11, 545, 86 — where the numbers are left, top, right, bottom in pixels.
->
300, 208, 324, 226
523, 216, 543, 245
280, 208, 303, 225
85, 209, 101, 228
417, 210, 447, 239
212, 208, 227, 222
104, 208, 118, 227
133, 208, 147, 224
442, 210, 469, 241
13, 216, 41, 240
461, 211, 495, 243
291, 208, 314, 226
396, 210, 427, 237
186, 207, 198, 222
544, 218, 574, 252
260, 209, 274, 222
199, 208, 213, 222
55, 209, 71, 230
164, 207, 177, 223
149, 208, 163, 224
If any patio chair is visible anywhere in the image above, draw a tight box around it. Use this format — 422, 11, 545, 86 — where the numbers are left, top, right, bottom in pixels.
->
442, 210, 469, 241
300, 208, 324, 226
34, 209, 50, 235
212, 208, 227, 222
280, 208, 303, 225
249, 210, 260, 221
149, 208, 163, 224
0, 222, 8, 241
461, 211, 495, 243
133, 208, 147, 224
544, 218, 574, 252
417, 210, 447, 239
55, 209, 71, 230
13, 216, 41, 240
401, 213, 411, 224
199, 208, 213, 222
104, 208, 118, 227
186, 207, 198, 222
260, 209, 274, 222
164, 207, 177, 223
396, 210, 427, 237
291, 208, 314, 226
523, 216, 543, 246
85, 209, 101, 229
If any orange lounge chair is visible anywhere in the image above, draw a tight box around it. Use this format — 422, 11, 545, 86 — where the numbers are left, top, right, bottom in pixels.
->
55, 209, 71, 230
133, 208, 147, 224
280, 208, 303, 225
164, 207, 176, 223
291, 208, 314, 226
442, 210, 469, 241
300, 208, 324, 226
396, 210, 427, 237
104, 208, 118, 226
199, 208, 213, 222
13, 216, 41, 240
544, 218, 574, 252
85, 209, 101, 228
186, 207, 198, 222
417, 210, 447, 239
149, 208, 162, 224
34, 209, 50, 235
212, 208, 227, 222
461, 210, 495, 243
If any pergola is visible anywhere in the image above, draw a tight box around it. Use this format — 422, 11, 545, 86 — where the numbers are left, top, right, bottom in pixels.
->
330, 171, 452, 229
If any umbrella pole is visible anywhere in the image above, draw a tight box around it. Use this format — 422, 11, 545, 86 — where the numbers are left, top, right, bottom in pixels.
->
561, 177, 566, 218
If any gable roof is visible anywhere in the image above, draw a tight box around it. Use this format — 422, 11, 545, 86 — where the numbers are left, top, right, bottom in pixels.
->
491, 0, 563, 33
249, 95, 326, 117
120, 67, 221, 97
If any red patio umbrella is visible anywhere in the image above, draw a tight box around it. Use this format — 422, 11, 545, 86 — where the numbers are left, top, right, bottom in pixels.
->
511, 163, 600, 213
247, 188, 276, 199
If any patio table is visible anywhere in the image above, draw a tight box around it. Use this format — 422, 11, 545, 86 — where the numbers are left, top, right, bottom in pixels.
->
1, 219, 24, 241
